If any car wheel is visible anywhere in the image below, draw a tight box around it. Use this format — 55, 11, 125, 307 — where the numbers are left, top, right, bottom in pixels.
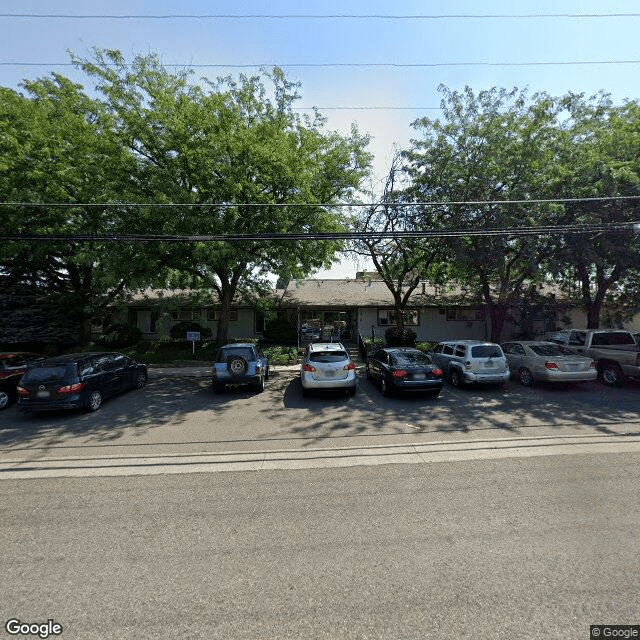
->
450, 369, 463, 388
519, 367, 534, 387
600, 363, 623, 387
227, 356, 248, 376
134, 372, 147, 389
301, 386, 310, 398
254, 375, 265, 393
0, 389, 12, 410
381, 375, 392, 397
265, 366, 270, 381
348, 386, 357, 397
87, 389, 103, 412
365, 363, 372, 379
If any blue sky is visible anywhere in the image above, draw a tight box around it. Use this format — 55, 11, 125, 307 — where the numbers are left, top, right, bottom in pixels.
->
2, 0, 640, 277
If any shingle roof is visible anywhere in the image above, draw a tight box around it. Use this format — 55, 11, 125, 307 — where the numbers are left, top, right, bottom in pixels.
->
276, 279, 472, 307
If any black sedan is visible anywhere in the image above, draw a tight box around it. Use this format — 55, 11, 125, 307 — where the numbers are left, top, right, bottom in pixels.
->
0, 352, 45, 410
17, 352, 147, 413
366, 347, 444, 398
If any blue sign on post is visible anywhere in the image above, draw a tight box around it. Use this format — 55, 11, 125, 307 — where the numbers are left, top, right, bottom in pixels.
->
187, 331, 201, 355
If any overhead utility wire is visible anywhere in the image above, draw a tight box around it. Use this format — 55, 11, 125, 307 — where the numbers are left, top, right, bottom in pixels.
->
2, 13, 639, 19
3, 196, 640, 208
3, 223, 640, 243
2, 60, 640, 68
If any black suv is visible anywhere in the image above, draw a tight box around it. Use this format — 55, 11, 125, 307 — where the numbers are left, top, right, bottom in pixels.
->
17, 352, 147, 413
0, 352, 45, 410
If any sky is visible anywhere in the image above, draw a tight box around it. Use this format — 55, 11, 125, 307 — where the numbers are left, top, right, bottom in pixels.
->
2, 0, 640, 279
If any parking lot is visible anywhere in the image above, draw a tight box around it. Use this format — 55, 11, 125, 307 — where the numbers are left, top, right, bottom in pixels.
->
1, 364, 639, 464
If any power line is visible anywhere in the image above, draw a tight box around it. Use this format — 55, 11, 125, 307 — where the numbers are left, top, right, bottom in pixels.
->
2, 222, 639, 243
1, 13, 639, 19
2, 60, 640, 69
2, 196, 640, 208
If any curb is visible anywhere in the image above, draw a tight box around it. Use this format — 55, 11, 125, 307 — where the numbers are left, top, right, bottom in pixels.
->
2, 433, 639, 480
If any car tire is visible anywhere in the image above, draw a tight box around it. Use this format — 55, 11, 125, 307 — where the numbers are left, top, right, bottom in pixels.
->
87, 389, 103, 412
381, 375, 392, 397
134, 372, 147, 389
600, 362, 624, 387
519, 367, 534, 386
301, 386, 310, 398
365, 363, 372, 379
0, 388, 12, 410
348, 386, 356, 396
450, 369, 463, 388
227, 356, 248, 376
254, 376, 265, 393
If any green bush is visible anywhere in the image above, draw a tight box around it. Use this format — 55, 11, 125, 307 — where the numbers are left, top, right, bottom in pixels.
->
385, 326, 417, 347
168, 321, 212, 340
262, 345, 298, 363
95, 323, 142, 348
416, 341, 438, 353
264, 317, 297, 344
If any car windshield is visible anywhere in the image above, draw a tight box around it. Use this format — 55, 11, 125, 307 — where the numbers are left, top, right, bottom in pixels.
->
530, 344, 576, 357
471, 345, 503, 358
21, 364, 76, 382
217, 348, 255, 363
310, 350, 348, 363
391, 352, 433, 367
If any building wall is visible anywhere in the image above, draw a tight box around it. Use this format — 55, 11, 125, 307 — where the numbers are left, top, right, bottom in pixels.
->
118, 307, 258, 340
357, 307, 489, 342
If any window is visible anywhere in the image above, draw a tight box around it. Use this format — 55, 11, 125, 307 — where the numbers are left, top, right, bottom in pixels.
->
446, 308, 486, 322
207, 309, 238, 321
377, 309, 419, 326
569, 331, 586, 346
454, 345, 466, 357
443, 345, 455, 356
128, 310, 138, 328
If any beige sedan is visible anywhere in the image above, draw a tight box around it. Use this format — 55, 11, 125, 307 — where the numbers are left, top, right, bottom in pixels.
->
501, 341, 597, 386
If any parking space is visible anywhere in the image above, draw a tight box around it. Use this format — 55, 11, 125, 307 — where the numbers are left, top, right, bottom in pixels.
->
1, 365, 639, 461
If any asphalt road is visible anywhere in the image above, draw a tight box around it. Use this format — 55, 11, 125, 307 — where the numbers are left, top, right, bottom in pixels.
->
2, 453, 639, 640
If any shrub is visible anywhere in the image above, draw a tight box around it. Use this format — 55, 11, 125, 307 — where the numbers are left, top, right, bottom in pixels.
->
95, 322, 142, 348
262, 345, 298, 363
416, 341, 438, 353
168, 321, 212, 341
263, 316, 297, 344
385, 326, 417, 347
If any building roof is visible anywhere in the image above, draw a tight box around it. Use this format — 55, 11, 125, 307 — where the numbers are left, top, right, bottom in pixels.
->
276, 279, 473, 308
122, 289, 252, 307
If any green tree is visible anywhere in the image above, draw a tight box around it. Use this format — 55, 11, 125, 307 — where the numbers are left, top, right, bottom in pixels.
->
404, 86, 561, 342
352, 153, 444, 330
74, 49, 372, 343
545, 93, 640, 328
0, 75, 156, 346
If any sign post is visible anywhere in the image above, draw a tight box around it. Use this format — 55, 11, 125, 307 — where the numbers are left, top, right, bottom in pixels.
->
186, 331, 201, 356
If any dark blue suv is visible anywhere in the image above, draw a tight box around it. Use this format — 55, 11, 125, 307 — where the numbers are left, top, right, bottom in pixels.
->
17, 352, 147, 413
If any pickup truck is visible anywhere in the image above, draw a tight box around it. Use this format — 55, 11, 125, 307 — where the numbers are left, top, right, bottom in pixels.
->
548, 329, 640, 386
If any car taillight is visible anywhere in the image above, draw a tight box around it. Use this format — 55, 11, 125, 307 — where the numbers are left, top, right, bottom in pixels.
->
303, 364, 315, 372
17, 386, 28, 396
392, 369, 407, 379
57, 382, 85, 394
544, 361, 559, 370
343, 362, 356, 370
589, 360, 596, 369
432, 368, 443, 377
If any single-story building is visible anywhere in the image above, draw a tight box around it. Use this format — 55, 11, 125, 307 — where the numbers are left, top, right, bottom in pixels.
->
108, 274, 640, 344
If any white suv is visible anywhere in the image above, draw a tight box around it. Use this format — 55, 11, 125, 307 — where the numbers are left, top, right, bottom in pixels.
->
430, 340, 510, 387
300, 342, 357, 396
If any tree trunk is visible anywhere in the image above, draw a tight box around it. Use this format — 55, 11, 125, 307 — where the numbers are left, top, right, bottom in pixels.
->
216, 289, 234, 345
585, 301, 601, 329
488, 302, 509, 344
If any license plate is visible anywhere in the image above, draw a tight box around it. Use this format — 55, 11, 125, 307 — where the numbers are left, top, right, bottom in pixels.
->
36, 391, 50, 398
412, 373, 426, 380
324, 370, 335, 378
483, 362, 494, 368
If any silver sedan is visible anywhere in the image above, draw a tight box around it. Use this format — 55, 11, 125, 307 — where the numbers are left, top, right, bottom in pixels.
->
501, 341, 597, 386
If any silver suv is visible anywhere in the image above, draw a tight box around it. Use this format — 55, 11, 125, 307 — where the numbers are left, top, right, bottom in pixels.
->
300, 342, 356, 396
430, 340, 510, 387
